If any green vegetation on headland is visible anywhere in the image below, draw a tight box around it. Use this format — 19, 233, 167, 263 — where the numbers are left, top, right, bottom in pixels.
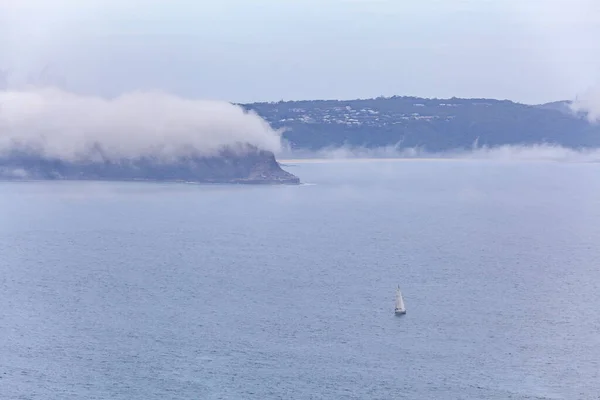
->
241, 97, 597, 151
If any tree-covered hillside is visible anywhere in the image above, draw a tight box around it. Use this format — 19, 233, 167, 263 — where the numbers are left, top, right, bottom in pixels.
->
241, 97, 599, 151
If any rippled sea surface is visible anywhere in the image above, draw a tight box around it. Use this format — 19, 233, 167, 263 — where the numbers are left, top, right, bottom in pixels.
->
1, 159, 600, 399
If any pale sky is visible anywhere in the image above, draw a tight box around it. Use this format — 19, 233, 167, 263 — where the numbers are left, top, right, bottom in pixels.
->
1, 0, 599, 104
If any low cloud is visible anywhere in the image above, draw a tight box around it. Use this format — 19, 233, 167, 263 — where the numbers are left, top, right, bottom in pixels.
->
571, 84, 600, 123
283, 143, 600, 163
0, 87, 283, 162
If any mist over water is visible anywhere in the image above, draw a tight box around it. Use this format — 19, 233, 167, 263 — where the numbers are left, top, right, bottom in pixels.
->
283, 143, 600, 163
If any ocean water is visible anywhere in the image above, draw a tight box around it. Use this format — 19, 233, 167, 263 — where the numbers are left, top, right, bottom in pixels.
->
1, 159, 600, 399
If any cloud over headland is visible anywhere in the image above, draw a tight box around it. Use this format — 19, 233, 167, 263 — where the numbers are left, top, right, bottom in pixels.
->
0, 87, 283, 162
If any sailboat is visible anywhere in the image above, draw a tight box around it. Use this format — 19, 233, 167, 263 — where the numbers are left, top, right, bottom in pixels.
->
394, 285, 406, 316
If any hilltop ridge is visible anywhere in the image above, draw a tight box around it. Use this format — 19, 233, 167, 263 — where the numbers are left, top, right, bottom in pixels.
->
241, 96, 598, 151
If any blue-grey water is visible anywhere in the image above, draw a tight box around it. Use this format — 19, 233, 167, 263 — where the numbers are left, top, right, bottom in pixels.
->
1, 159, 600, 399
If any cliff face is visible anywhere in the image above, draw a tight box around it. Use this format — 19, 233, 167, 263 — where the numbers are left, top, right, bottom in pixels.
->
0, 146, 300, 185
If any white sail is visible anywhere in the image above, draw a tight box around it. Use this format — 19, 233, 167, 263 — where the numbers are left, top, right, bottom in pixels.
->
395, 286, 406, 314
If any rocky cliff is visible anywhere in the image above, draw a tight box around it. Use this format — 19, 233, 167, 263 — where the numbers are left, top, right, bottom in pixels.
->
0, 146, 300, 185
